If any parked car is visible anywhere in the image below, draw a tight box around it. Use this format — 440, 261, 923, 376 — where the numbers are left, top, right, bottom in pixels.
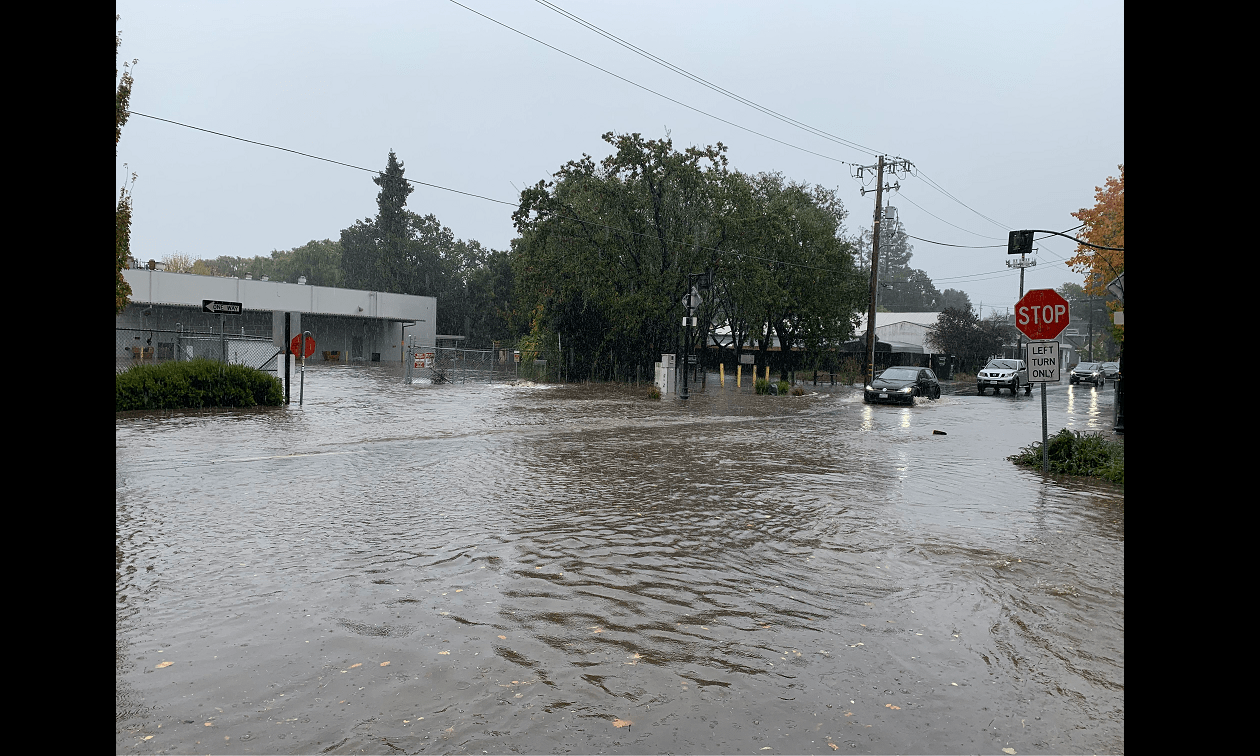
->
1070, 361, 1105, 386
865, 366, 941, 405
1101, 361, 1120, 380
977, 359, 1030, 395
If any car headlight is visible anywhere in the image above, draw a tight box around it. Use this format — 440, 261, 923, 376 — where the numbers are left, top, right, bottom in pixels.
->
865, 385, 873, 391
901, 386, 914, 393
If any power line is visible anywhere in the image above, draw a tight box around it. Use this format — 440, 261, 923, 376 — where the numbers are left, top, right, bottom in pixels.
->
905, 235, 1005, 249
897, 192, 1006, 241
130, 112, 520, 208
131, 112, 852, 275
911, 168, 1011, 231
530, 0, 889, 159
446, 0, 860, 167
131, 114, 1099, 293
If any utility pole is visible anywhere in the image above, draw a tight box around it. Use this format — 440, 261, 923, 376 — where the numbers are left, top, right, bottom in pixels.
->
1007, 249, 1036, 360
855, 157, 910, 385
862, 157, 884, 386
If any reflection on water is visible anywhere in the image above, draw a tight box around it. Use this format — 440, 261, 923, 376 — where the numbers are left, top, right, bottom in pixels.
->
116, 368, 1123, 753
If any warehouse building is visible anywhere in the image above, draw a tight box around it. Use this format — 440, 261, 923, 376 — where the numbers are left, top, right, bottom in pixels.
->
117, 267, 436, 370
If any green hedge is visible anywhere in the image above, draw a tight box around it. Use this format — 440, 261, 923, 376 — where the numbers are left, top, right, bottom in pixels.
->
1008, 428, 1124, 484
116, 359, 284, 411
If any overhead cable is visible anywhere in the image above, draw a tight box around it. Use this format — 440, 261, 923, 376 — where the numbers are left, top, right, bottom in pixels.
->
531, 0, 888, 159
446, 0, 858, 166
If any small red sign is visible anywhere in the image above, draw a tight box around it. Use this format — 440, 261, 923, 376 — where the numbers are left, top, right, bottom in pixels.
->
1014, 289, 1071, 341
290, 334, 316, 358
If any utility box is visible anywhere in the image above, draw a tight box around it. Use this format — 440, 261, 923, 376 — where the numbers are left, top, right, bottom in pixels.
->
656, 354, 675, 396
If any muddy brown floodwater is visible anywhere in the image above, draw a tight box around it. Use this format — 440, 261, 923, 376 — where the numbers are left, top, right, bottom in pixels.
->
116, 366, 1123, 754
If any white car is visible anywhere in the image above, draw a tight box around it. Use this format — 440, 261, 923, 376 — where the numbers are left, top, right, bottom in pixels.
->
977, 359, 1030, 395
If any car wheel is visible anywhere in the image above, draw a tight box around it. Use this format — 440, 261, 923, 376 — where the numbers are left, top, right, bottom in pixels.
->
977, 386, 985, 395
1011, 378, 1019, 395
933, 385, 941, 399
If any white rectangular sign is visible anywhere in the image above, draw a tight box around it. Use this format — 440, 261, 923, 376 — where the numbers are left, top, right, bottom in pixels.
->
1026, 340, 1060, 383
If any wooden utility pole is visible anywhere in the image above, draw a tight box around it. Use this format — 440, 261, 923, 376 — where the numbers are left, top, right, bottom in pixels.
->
863, 156, 885, 386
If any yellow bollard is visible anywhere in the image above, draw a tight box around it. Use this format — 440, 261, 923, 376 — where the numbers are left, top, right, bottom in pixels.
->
720, 363, 725, 388
737, 364, 741, 388
765, 365, 770, 384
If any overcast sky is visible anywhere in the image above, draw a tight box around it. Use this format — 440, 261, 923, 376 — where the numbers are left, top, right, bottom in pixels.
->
115, 0, 1123, 317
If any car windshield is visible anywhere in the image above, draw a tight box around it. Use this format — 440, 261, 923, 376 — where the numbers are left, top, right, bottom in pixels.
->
1076, 362, 1098, 370
1103, 362, 1118, 368
984, 361, 1019, 370
878, 368, 920, 381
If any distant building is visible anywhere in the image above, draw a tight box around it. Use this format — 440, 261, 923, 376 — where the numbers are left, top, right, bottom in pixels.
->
854, 312, 942, 351
117, 267, 436, 365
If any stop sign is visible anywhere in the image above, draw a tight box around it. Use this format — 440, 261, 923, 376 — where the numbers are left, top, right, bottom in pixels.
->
1015, 289, 1070, 341
290, 333, 316, 358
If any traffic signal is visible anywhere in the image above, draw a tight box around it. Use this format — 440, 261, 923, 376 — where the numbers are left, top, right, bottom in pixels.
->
1008, 230, 1034, 255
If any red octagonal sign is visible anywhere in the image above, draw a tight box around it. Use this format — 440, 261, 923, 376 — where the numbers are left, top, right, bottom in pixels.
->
1015, 289, 1070, 341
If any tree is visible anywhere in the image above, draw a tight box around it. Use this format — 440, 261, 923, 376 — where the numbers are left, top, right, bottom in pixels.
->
510, 132, 865, 381
928, 306, 1007, 372
116, 17, 137, 313
1068, 165, 1123, 345
161, 252, 196, 273
858, 217, 944, 311
341, 150, 414, 292
939, 288, 972, 312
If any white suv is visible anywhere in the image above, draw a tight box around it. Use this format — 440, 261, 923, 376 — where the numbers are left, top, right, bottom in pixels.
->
977, 359, 1030, 395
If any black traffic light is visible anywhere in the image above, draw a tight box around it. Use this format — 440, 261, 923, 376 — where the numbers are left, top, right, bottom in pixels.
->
1008, 230, 1034, 255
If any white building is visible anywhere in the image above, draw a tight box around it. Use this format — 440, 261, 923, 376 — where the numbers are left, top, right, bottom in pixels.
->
117, 268, 436, 364
853, 312, 942, 351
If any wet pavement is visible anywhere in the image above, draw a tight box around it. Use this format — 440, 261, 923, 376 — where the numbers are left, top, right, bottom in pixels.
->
116, 366, 1123, 754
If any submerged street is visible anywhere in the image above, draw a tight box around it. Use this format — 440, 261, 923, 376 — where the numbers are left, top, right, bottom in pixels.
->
116, 368, 1123, 754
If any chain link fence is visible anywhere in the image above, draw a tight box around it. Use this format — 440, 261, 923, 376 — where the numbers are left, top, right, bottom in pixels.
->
403, 341, 551, 384
117, 328, 282, 374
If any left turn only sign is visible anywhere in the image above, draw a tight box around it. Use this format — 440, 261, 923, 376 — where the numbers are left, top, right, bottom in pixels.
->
290, 334, 316, 358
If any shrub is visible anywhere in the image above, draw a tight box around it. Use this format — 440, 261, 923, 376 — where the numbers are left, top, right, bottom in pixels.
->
789, 385, 805, 396
117, 358, 284, 411
777, 380, 791, 395
646, 384, 662, 400
754, 378, 770, 395
1008, 428, 1124, 484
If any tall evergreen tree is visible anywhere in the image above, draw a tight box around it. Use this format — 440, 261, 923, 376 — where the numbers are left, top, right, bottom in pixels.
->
375, 150, 413, 293
342, 150, 415, 291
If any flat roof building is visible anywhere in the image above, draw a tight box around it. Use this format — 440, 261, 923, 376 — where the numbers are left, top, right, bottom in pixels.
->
117, 268, 436, 366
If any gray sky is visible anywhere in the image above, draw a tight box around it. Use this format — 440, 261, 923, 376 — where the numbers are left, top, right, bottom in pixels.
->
115, 0, 1123, 317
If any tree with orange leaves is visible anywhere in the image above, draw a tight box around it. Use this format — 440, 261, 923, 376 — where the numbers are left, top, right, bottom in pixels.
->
1068, 165, 1123, 343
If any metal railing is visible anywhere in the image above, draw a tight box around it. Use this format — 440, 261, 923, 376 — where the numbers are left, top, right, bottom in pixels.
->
116, 328, 282, 374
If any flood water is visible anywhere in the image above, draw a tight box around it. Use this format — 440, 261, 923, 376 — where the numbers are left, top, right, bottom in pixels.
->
116, 367, 1123, 754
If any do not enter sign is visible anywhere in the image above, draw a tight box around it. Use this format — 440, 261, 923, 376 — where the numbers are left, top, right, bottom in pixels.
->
1014, 289, 1070, 341
290, 333, 316, 358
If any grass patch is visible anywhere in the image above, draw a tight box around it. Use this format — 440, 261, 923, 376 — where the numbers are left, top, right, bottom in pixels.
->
1008, 428, 1124, 484
646, 384, 662, 400
117, 358, 283, 411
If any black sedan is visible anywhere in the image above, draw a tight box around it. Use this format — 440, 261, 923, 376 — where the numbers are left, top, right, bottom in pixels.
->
1102, 361, 1120, 380
864, 366, 941, 404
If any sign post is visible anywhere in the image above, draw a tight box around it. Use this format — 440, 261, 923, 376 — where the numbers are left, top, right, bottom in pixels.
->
1015, 289, 1070, 474
290, 332, 316, 405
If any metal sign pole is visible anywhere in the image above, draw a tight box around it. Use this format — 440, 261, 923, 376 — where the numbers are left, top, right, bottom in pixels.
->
1041, 381, 1048, 475
300, 330, 312, 406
